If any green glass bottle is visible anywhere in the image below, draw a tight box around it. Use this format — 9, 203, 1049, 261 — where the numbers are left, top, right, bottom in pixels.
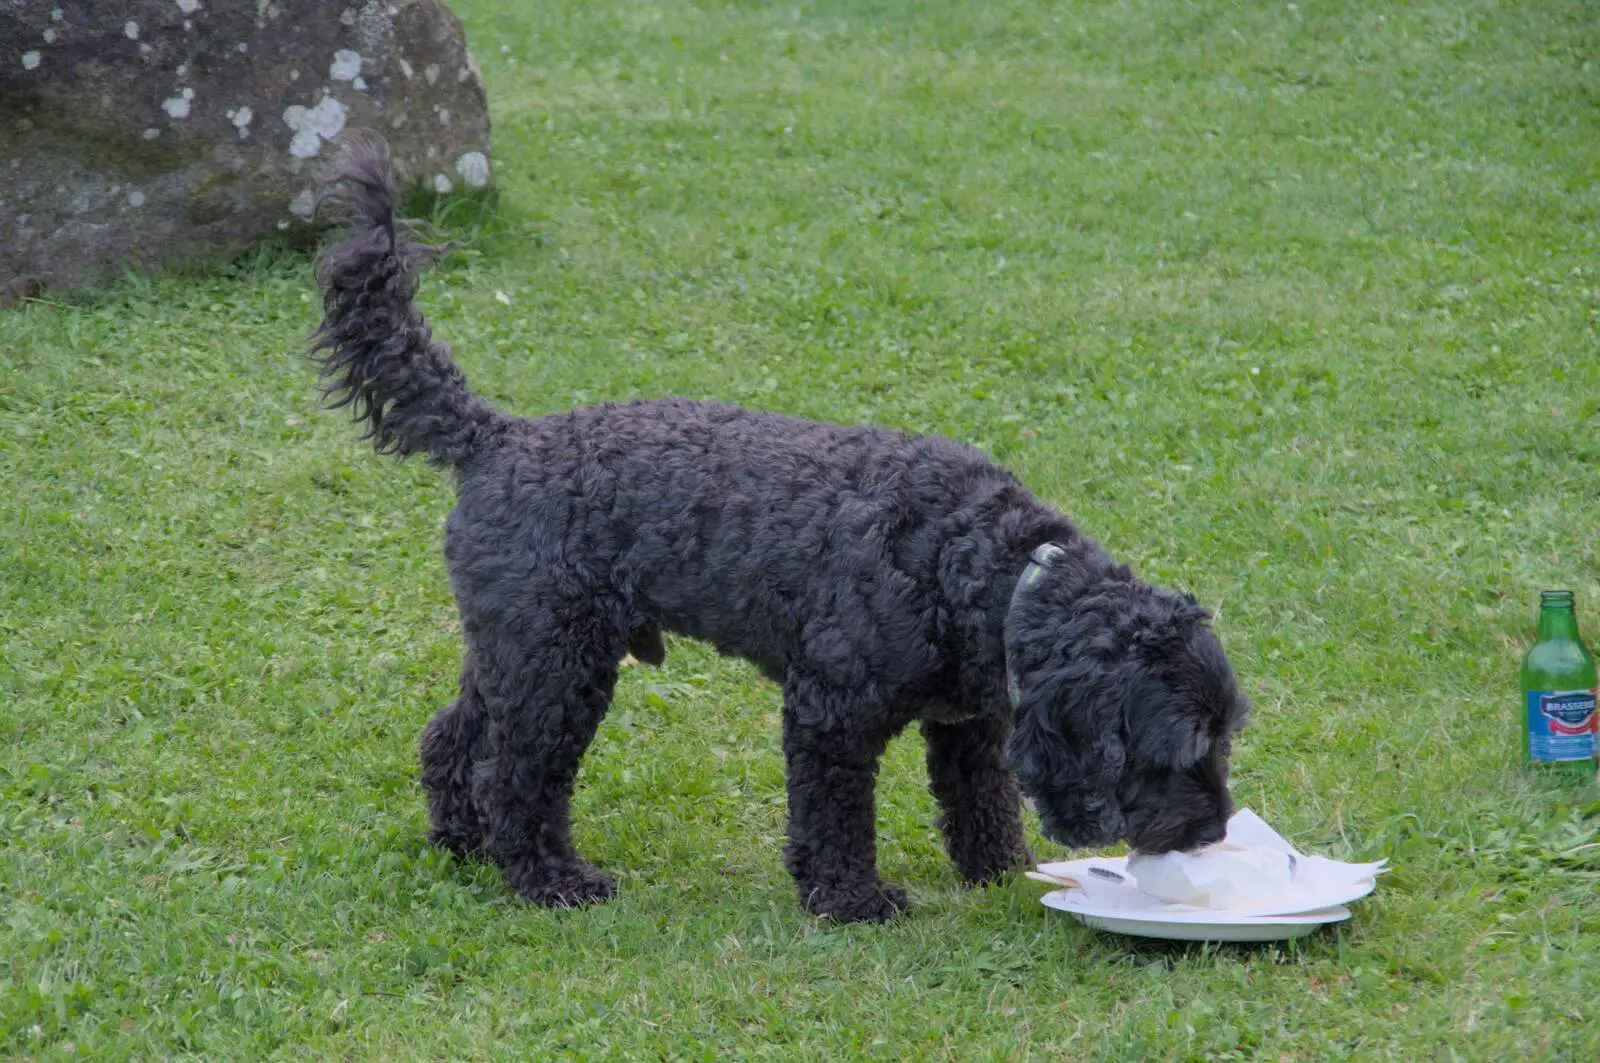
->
1519, 590, 1598, 781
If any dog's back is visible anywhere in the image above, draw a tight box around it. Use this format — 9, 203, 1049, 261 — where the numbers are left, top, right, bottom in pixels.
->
451, 394, 1031, 690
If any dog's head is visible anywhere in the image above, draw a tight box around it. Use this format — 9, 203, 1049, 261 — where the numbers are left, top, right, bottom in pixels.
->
1004, 556, 1249, 855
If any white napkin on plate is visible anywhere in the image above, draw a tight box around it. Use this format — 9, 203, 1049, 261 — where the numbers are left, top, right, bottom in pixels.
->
1125, 809, 1387, 913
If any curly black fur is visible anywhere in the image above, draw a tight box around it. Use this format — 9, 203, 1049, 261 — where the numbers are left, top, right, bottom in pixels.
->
310, 133, 1251, 922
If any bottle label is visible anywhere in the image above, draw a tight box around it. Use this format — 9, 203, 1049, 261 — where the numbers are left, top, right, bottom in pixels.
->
1526, 689, 1599, 762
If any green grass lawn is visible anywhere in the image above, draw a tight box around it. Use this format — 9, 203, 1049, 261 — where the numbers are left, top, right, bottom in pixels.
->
4, 0, 1598, 1057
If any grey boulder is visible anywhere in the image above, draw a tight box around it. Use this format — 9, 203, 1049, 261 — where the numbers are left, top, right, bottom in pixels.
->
1, 0, 491, 302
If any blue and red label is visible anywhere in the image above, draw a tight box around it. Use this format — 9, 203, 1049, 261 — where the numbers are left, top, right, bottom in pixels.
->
1526, 689, 1599, 762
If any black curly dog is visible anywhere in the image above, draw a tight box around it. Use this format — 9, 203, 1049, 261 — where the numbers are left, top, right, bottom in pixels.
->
309, 135, 1250, 923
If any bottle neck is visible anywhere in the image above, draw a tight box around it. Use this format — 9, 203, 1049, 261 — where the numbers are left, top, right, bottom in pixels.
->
1537, 604, 1581, 643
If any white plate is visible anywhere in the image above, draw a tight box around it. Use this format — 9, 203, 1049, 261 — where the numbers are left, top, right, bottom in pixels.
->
1031, 809, 1385, 941
1041, 889, 1352, 942
1036, 855, 1380, 918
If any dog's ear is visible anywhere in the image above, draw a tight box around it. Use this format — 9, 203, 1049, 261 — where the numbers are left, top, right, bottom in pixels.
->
1006, 640, 1130, 848
1126, 615, 1246, 771
1127, 690, 1214, 770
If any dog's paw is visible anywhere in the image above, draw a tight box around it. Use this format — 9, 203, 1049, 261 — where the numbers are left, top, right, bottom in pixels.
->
427, 825, 487, 862
511, 860, 618, 908
957, 844, 1034, 886
877, 882, 911, 913
803, 880, 910, 923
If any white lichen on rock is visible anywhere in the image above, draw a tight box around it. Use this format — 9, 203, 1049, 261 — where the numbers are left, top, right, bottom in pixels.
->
455, 151, 489, 188
288, 188, 316, 218
125, 21, 140, 39
283, 94, 347, 158
226, 106, 255, 137
177, 0, 201, 13
162, 87, 196, 119
433, 173, 452, 194
22, 51, 42, 71
329, 49, 362, 81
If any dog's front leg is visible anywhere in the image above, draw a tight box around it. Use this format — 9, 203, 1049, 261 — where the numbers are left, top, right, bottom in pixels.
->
780, 674, 908, 922
921, 714, 1032, 884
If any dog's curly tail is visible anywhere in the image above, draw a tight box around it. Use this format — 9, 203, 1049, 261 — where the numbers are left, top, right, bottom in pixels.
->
309, 131, 504, 467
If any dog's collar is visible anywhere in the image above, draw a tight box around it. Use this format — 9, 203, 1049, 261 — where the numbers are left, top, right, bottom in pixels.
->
1005, 542, 1067, 710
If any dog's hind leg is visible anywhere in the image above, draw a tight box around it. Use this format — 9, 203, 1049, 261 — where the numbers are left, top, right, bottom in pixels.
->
466, 603, 625, 908
420, 659, 490, 859
780, 672, 908, 922
922, 714, 1033, 884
